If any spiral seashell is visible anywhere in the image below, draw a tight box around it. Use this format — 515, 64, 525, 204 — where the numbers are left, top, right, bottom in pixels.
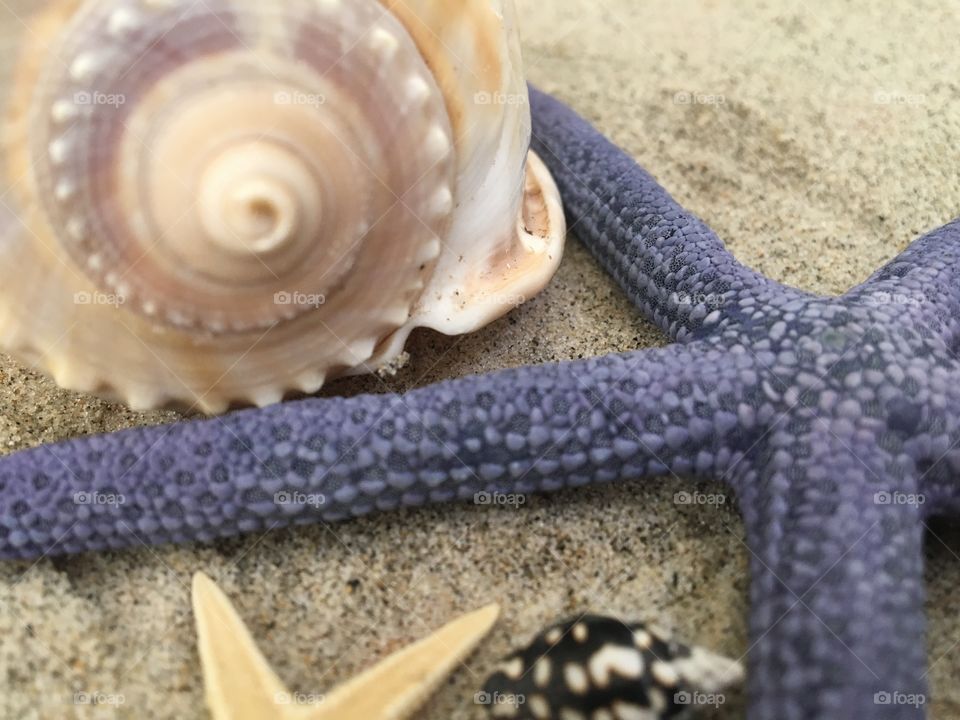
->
0, 0, 565, 413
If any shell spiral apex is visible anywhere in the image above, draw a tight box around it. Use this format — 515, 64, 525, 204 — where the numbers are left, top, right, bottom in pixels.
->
0, 0, 565, 413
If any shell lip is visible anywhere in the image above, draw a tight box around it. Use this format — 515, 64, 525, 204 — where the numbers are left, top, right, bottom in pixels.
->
352, 149, 567, 375
414, 149, 566, 337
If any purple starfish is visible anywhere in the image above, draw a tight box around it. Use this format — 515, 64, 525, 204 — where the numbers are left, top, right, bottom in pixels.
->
0, 88, 954, 718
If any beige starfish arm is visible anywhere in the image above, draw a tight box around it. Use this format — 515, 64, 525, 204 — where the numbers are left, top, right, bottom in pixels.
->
307, 603, 501, 720
193, 571, 500, 720
192, 572, 296, 720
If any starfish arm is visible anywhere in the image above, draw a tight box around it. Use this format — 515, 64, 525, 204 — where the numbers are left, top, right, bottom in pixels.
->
913, 380, 960, 516
528, 86, 799, 342
193, 571, 499, 720
0, 341, 753, 559
192, 572, 299, 720
919, 473, 960, 517
919, 455, 960, 516
734, 428, 927, 719
312, 603, 499, 720
849, 218, 960, 343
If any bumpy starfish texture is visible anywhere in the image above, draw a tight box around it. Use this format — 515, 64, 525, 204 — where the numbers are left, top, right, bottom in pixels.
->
0, 88, 955, 718
192, 572, 499, 720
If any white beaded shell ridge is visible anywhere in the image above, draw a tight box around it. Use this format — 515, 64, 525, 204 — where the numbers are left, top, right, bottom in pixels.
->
0, 0, 565, 413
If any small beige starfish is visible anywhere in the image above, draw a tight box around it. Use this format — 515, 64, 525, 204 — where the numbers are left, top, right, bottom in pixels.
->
192, 572, 500, 720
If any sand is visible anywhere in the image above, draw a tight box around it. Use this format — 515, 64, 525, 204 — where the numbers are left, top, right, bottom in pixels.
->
2, 0, 960, 717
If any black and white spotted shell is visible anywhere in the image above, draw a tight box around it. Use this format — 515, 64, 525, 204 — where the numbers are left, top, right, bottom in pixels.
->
481, 615, 744, 720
